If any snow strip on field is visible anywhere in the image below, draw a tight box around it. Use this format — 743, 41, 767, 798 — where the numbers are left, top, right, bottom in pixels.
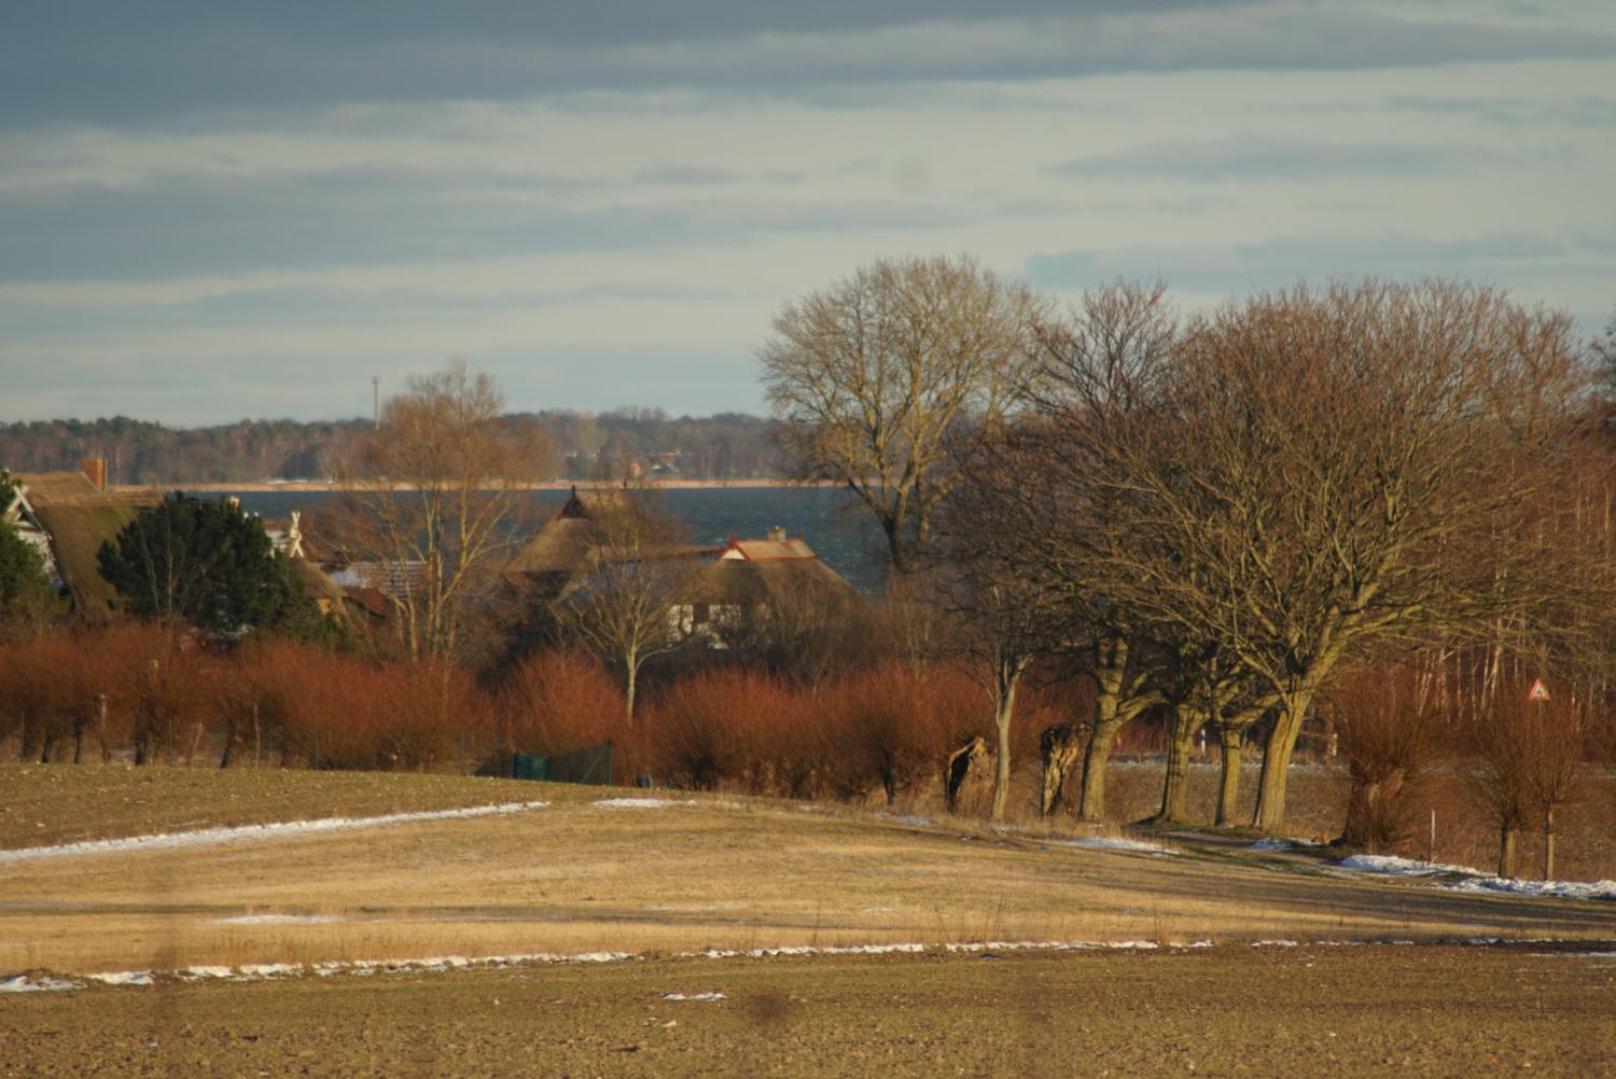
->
1249, 838, 1294, 852
1337, 854, 1616, 902
0, 801, 551, 864
663, 991, 726, 1001
592, 798, 699, 809
86, 971, 154, 987
8, 936, 1609, 995
0, 975, 80, 993
214, 914, 341, 926
1063, 837, 1175, 856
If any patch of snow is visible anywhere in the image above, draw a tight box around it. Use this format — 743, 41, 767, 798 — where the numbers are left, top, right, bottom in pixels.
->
592, 798, 699, 809
1532, 950, 1616, 959
235, 963, 304, 978
1338, 854, 1616, 902
1251, 940, 1299, 948
1063, 836, 1175, 856
1337, 854, 1475, 877
880, 814, 935, 828
86, 971, 154, 987
0, 974, 80, 993
943, 939, 1163, 954
1449, 877, 1616, 902
215, 914, 341, 926
1248, 838, 1294, 852
180, 966, 235, 980
0, 801, 551, 864
663, 991, 727, 1001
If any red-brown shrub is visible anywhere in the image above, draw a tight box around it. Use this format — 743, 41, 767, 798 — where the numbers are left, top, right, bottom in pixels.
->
497, 651, 627, 758
645, 668, 801, 791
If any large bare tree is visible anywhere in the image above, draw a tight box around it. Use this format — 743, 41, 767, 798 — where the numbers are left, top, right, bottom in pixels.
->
1108, 281, 1585, 832
332, 362, 545, 663
760, 254, 1046, 575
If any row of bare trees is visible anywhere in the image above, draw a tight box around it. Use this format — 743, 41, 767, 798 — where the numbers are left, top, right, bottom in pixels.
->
763, 258, 1612, 839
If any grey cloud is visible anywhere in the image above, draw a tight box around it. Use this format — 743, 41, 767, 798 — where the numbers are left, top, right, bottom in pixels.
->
0, 165, 987, 282
1045, 135, 1550, 182
631, 163, 748, 185
1026, 231, 1590, 294
3, 5, 1612, 128
1385, 94, 1616, 128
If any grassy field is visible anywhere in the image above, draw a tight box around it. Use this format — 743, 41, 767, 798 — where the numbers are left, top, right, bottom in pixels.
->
2, 764, 1614, 1074
2, 946, 1612, 1076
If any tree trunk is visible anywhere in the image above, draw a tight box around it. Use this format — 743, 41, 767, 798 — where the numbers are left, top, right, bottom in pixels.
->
624, 657, 639, 724
990, 679, 1018, 822
1077, 716, 1121, 822
1039, 724, 1082, 817
1214, 725, 1243, 827
1542, 807, 1556, 881
1252, 693, 1312, 833
1156, 707, 1197, 824
1498, 822, 1519, 879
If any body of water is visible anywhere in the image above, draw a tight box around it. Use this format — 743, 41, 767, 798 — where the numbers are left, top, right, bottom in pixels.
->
229, 486, 890, 593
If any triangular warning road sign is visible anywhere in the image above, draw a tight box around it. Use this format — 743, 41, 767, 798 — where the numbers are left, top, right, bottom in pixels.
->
1528, 678, 1551, 702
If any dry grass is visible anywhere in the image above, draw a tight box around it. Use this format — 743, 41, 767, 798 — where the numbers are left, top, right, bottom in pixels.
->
0, 764, 547, 849
2, 766, 1613, 977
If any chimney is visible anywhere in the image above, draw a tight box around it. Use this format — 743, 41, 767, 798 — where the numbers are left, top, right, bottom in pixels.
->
766, 525, 786, 543
80, 457, 107, 492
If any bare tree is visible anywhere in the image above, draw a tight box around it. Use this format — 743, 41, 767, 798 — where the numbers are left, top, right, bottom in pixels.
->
1466, 684, 1585, 879
967, 281, 1179, 822
331, 362, 545, 663
1329, 662, 1450, 853
760, 254, 1046, 574
926, 525, 1059, 821
1104, 281, 1585, 832
551, 487, 702, 721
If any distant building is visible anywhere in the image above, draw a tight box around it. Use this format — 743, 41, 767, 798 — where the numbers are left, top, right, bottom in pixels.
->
4, 460, 159, 617
674, 528, 857, 644
509, 488, 857, 647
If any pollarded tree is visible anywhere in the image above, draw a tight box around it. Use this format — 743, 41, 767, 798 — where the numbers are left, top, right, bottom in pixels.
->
760, 254, 1047, 575
98, 492, 299, 636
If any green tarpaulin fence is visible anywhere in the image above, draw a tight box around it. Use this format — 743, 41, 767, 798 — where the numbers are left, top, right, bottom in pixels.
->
511, 741, 613, 786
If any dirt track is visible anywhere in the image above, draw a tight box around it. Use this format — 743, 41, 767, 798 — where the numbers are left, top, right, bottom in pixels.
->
3, 945, 1613, 1076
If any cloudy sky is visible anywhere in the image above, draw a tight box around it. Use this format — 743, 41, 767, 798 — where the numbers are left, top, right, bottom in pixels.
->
2, 1, 1613, 424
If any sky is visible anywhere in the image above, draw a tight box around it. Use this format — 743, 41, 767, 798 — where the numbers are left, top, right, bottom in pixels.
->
1, 0, 1613, 425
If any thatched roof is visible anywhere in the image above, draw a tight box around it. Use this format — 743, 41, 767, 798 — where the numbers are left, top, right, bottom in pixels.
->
689, 554, 855, 609
16, 472, 160, 617
509, 486, 665, 577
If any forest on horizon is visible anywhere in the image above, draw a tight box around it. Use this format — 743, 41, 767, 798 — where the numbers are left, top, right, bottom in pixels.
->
0, 408, 786, 485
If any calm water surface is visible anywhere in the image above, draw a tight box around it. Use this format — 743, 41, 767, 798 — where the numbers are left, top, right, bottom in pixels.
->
230, 486, 890, 593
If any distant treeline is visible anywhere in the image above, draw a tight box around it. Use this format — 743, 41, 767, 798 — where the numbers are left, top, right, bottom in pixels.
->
0, 409, 786, 484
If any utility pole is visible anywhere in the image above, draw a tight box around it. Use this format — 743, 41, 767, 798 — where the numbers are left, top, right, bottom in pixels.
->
372, 376, 381, 428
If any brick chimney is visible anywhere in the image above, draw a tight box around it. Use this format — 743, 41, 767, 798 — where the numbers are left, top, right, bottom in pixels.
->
80, 457, 107, 491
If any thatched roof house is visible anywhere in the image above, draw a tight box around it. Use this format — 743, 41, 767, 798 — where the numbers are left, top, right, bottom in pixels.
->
9, 463, 159, 617
677, 530, 857, 638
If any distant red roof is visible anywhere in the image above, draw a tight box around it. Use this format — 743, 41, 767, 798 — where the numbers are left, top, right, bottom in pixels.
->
720, 536, 818, 561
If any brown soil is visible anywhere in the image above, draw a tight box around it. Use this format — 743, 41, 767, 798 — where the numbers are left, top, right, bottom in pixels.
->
2, 946, 1612, 1076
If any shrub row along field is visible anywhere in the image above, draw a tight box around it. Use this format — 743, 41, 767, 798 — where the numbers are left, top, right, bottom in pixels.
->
5, 629, 1616, 881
